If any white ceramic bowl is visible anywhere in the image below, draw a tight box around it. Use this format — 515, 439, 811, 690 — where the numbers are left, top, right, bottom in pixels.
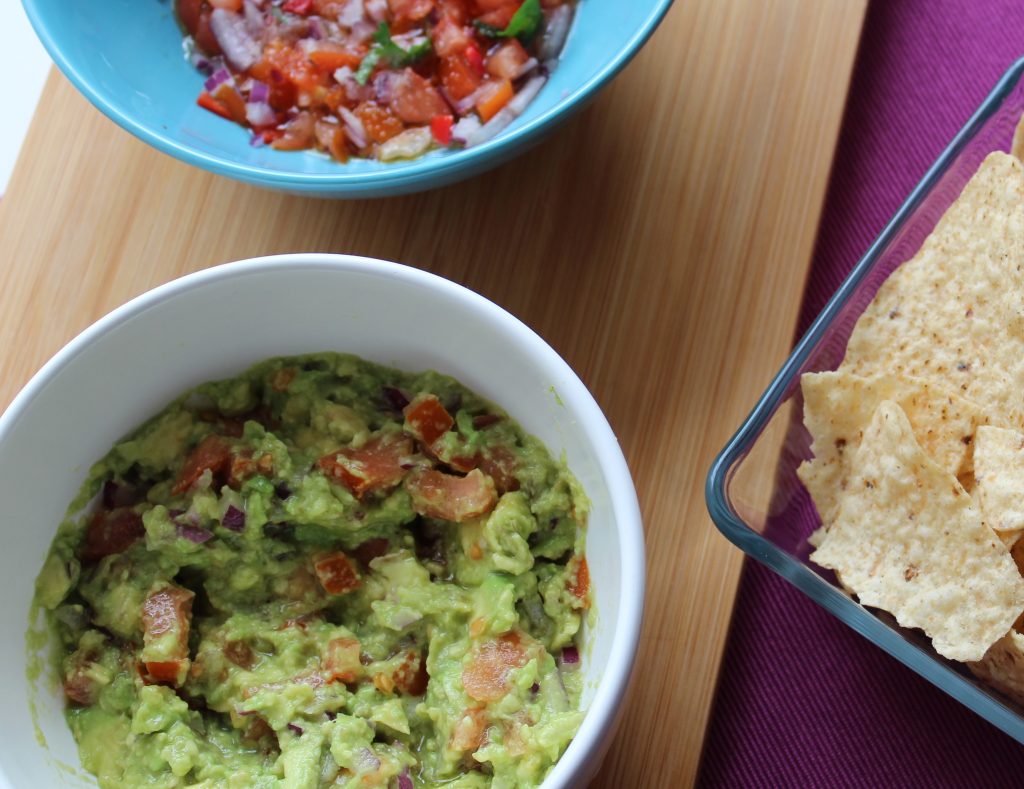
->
0, 254, 644, 788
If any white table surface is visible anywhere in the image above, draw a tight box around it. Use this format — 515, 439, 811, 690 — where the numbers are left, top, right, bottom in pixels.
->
1, 4, 52, 194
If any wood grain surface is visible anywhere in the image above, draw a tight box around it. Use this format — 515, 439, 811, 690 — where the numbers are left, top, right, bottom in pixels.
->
0, 0, 865, 783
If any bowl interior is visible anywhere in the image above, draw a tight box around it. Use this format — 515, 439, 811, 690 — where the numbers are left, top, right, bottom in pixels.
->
709, 60, 1024, 744
23, 0, 671, 192
0, 256, 642, 787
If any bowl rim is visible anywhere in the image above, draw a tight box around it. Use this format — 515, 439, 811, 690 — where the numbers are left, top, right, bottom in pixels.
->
20, 0, 674, 191
2, 253, 646, 786
705, 57, 1024, 742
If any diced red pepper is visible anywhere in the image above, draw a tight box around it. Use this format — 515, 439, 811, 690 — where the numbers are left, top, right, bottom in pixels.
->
312, 551, 362, 595
197, 90, 231, 120
404, 393, 455, 444
464, 42, 485, 76
282, 0, 314, 14
431, 114, 455, 146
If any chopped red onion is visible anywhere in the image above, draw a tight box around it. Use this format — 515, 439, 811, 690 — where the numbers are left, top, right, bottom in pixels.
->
337, 106, 368, 149
381, 385, 410, 412
246, 100, 277, 127
250, 80, 270, 103
204, 67, 232, 93
373, 71, 397, 105
337, 0, 365, 27
287, 723, 304, 735
558, 645, 581, 671
511, 57, 539, 81
390, 608, 423, 630
538, 5, 572, 62
250, 133, 265, 147
210, 8, 263, 71
177, 523, 214, 544
397, 769, 414, 789
451, 84, 487, 116
355, 748, 382, 771
365, 0, 387, 23
222, 505, 246, 532
275, 482, 293, 500
102, 479, 138, 509
349, 19, 376, 42
308, 17, 327, 40
506, 74, 547, 116
243, 0, 264, 36
465, 108, 515, 147
450, 115, 482, 146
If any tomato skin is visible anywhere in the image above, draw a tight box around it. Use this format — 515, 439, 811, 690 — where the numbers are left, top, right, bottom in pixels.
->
568, 556, 590, 602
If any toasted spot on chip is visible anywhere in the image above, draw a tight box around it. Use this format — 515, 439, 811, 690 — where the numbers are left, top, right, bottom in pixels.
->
811, 401, 1024, 662
797, 370, 985, 529
969, 631, 1024, 708
840, 152, 1024, 429
974, 426, 1024, 546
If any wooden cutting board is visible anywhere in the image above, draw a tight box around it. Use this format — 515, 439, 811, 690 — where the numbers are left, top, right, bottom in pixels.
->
0, 0, 865, 783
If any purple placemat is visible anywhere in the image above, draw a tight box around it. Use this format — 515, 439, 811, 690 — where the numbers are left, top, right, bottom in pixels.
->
698, 2, 1024, 786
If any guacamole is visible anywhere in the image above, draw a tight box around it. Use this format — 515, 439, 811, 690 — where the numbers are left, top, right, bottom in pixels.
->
34, 353, 590, 788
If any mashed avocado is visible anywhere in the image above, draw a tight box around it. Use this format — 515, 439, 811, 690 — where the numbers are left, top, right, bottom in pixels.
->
34, 353, 591, 788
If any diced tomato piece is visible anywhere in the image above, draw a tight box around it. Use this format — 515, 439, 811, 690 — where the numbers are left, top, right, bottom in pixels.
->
568, 556, 590, 602
80, 508, 145, 563
474, 0, 517, 9
354, 102, 405, 143
392, 650, 429, 695
388, 69, 449, 124
440, 54, 483, 101
282, 0, 315, 14
433, 16, 473, 57
64, 663, 99, 706
450, 708, 487, 751
431, 114, 454, 145
318, 432, 413, 498
405, 468, 497, 523
462, 631, 531, 702
404, 394, 455, 445
272, 111, 316, 151
197, 90, 231, 120
209, 0, 243, 9
464, 43, 485, 76
388, 0, 435, 29
142, 585, 195, 686
177, 0, 202, 35
312, 551, 362, 595
475, 78, 513, 122
324, 636, 363, 682
438, 0, 471, 23
173, 435, 232, 495
212, 81, 249, 125
308, 45, 364, 73
486, 39, 529, 80
477, 445, 519, 493
314, 118, 350, 162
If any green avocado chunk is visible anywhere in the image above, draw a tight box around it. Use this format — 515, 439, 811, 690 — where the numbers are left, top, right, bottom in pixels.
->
34, 353, 591, 789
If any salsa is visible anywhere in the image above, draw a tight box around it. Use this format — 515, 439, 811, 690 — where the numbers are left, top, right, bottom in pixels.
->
34, 353, 591, 788
178, 0, 576, 162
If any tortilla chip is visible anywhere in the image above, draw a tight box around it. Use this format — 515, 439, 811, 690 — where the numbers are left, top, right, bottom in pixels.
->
811, 401, 1024, 662
969, 631, 1024, 708
840, 152, 1024, 430
798, 371, 984, 528
974, 426, 1024, 545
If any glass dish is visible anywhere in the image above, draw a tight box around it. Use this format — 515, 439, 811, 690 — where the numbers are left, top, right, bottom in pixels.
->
706, 57, 1024, 744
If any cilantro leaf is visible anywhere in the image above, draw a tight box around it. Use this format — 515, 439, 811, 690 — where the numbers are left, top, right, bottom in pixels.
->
503, 0, 543, 40
354, 23, 433, 86
474, 0, 543, 41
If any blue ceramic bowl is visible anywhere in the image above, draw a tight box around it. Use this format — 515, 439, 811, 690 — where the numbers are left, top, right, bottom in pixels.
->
22, 0, 672, 197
